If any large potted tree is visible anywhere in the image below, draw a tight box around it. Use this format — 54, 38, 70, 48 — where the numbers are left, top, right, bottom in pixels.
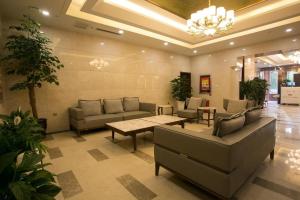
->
1, 15, 64, 133
240, 77, 269, 106
170, 76, 192, 111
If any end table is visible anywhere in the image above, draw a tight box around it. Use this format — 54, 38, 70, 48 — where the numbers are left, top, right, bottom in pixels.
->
197, 107, 216, 127
157, 105, 174, 115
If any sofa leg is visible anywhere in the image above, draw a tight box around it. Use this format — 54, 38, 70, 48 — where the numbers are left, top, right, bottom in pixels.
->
76, 130, 81, 137
270, 149, 274, 160
155, 162, 160, 176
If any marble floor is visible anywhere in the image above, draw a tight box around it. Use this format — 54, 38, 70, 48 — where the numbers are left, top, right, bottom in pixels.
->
44, 103, 300, 200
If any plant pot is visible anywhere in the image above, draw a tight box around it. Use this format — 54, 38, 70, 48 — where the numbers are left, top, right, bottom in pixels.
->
38, 118, 47, 135
176, 101, 185, 112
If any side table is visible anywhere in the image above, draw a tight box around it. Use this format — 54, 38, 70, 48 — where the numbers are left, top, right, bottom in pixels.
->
197, 107, 216, 127
157, 105, 174, 115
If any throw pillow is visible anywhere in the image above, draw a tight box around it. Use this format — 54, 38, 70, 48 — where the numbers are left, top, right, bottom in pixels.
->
245, 106, 262, 125
227, 100, 247, 114
187, 97, 202, 110
104, 99, 124, 114
123, 97, 139, 112
79, 100, 102, 116
213, 113, 245, 137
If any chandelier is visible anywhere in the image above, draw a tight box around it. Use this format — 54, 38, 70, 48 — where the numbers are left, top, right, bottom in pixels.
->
187, 0, 235, 36
289, 51, 300, 64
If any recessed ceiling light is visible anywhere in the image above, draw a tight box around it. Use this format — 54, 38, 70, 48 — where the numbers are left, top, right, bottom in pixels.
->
286, 28, 293, 33
229, 41, 235, 46
170, 55, 174, 59
193, 50, 198, 54
118, 30, 124, 34
100, 42, 105, 46
164, 42, 169, 46
41, 10, 50, 16
292, 39, 297, 42
141, 50, 145, 53
242, 48, 246, 51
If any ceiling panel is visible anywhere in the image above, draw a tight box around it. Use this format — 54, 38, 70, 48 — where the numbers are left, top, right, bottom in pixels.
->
145, 0, 265, 19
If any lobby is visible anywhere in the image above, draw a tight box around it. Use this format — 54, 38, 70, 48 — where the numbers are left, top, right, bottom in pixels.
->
0, 0, 300, 200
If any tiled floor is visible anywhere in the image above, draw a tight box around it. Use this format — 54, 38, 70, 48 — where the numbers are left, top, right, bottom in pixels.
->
44, 103, 300, 200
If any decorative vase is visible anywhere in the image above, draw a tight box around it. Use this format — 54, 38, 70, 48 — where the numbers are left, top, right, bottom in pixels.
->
176, 100, 185, 112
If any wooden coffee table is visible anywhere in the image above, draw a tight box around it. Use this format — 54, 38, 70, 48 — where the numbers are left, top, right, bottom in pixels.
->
106, 115, 186, 152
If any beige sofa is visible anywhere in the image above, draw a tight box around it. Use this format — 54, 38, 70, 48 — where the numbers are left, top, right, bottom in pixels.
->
154, 111, 276, 199
69, 97, 156, 135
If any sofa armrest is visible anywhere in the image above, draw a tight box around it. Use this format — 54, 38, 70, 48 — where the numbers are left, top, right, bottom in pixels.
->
139, 102, 156, 114
69, 107, 84, 120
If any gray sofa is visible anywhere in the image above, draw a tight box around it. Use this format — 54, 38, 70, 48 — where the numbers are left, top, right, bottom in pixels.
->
154, 113, 276, 199
69, 97, 156, 135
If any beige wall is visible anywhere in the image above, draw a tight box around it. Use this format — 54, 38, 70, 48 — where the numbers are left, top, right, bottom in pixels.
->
2, 22, 191, 132
191, 35, 300, 111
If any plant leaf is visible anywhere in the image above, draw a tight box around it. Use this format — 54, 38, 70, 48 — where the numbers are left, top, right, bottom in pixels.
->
9, 181, 35, 200
0, 151, 18, 174
36, 184, 61, 197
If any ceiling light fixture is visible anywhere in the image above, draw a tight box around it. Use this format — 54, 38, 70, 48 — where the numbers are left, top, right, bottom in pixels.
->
41, 10, 50, 16
193, 50, 198, 54
229, 41, 235, 46
187, 0, 235, 36
118, 29, 124, 34
242, 48, 246, 51
293, 39, 297, 42
164, 42, 169, 46
286, 28, 293, 33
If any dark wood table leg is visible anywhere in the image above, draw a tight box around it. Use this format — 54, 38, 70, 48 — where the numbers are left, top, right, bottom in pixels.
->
208, 112, 211, 127
132, 134, 137, 152
171, 107, 174, 116
112, 130, 115, 142
157, 107, 160, 115
197, 109, 200, 123
181, 121, 185, 129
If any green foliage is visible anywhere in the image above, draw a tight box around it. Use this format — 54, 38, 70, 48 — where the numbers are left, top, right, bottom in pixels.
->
1, 15, 64, 118
240, 77, 269, 106
0, 109, 61, 200
170, 76, 192, 101
282, 79, 291, 87
1, 15, 63, 90
0, 108, 46, 155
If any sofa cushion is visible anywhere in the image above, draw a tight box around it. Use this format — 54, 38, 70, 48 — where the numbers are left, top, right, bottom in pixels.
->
84, 113, 123, 128
187, 97, 202, 110
245, 107, 262, 125
104, 99, 124, 114
122, 111, 153, 120
177, 110, 198, 119
213, 113, 245, 137
123, 97, 139, 112
226, 100, 247, 114
79, 100, 102, 116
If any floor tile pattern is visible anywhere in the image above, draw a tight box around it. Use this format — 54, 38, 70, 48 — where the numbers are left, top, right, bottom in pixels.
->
43, 104, 300, 200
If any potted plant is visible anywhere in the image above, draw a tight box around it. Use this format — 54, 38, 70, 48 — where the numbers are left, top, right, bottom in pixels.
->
1, 15, 64, 134
240, 77, 269, 106
170, 76, 192, 111
0, 108, 61, 200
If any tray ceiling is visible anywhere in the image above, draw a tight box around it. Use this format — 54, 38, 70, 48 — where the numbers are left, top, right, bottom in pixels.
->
145, 0, 265, 19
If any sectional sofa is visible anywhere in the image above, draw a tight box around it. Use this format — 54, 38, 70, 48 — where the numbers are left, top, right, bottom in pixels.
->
154, 107, 276, 199
69, 97, 156, 135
